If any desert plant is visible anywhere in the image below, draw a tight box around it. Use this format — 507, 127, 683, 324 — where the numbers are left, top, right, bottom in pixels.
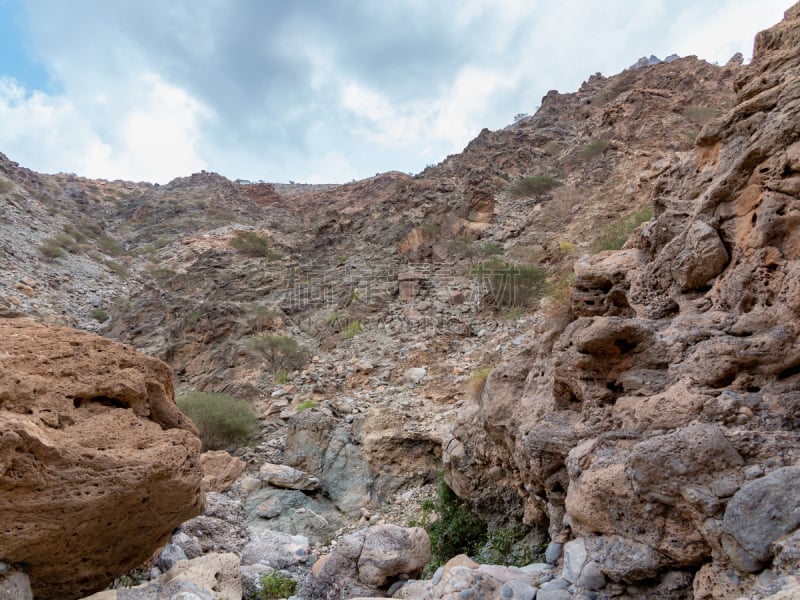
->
98, 235, 126, 256
260, 570, 296, 599
274, 370, 291, 385
0, 179, 13, 195
476, 526, 541, 567
684, 105, 719, 125
467, 367, 493, 398
90, 308, 110, 323
229, 231, 281, 259
38, 239, 65, 259
558, 240, 576, 254
246, 334, 309, 372
422, 475, 487, 576
176, 391, 258, 451
508, 175, 564, 198
592, 206, 654, 252
576, 137, 610, 160
296, 399, 316, 411
342, 320, 363, 340
470, 259, 547, 308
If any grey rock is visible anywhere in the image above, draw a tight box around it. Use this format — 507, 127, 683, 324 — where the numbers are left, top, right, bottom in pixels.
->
540, 578, 570, 591
502, 579, 537, 600
156, 543, 188, 572
721, 467, 800, 572
0, 571, 33, 600
240, 528, 309, 568
255, 497, 283, 519
536, 590, 571, 600
670, 222, 729, 290
585, 535, 668, 582
545, 541, 563, 565
576, 560, 605, 591
431, 565, 445, 585
259, 463, 319, 491
562, 538, 587, 583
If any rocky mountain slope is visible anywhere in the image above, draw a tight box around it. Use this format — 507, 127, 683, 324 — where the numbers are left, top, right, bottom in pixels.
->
1, 4, 800, 600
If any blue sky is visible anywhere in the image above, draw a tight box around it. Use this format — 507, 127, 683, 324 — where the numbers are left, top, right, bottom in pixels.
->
0, 0, 792, 184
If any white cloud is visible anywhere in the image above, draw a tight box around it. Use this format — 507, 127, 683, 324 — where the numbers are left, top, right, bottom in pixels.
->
2, 0, 795, 183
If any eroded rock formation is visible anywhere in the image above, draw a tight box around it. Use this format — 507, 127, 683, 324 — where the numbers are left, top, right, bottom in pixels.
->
0, 318, 204, 599
446, 4, 800, 598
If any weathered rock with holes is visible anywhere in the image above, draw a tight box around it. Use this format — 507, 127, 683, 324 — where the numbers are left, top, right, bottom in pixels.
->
0, 318, 204, 600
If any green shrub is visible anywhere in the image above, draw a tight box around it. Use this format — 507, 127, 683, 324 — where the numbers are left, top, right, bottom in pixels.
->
149, 267, 177, 281
592, 206, 654, 252
576, 138, 610, 160
421, 475, 487, 576
0, 179, 13, 195
508, 175, 563, 198
469, 259, 547, 308
684, 105, 719, 125
229, 231, 281, 258
98, 235, 126, 256
176, 391, 258, 451
342, 320, 363, 340
274, 370, 291, 385
476, 526, 541, 567
467, 367, 492, 398
260, 570, 296, 599
296, 399, 316, 411
38, 239, 65, 259
246, 334, 309, 372
90, 308, 110, 323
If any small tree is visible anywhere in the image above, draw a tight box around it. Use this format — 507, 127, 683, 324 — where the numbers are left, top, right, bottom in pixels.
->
246, 334, 309, 372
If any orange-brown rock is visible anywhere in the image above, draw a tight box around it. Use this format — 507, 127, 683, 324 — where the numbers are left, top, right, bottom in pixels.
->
201, 450, 246, 493
0, 318, 204, 600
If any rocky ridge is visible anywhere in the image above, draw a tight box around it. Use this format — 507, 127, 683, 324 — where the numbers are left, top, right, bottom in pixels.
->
0, 5, 799, 600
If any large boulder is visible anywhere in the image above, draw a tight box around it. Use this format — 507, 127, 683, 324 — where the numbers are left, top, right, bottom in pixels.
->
0, 318, 204, 599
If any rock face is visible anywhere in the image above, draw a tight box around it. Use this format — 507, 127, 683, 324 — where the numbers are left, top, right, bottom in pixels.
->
445, 4, 800, 597
0, 318, 204, 600
303, 524, 430, 599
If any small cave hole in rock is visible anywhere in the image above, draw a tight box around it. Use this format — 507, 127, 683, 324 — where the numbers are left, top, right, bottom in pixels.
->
72, 396, 130, 409
778, 363, 800, 380
614, 338, 638, 354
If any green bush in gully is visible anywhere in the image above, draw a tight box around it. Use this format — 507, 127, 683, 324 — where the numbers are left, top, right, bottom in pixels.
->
246, 334, 309, 372
508, 175, 564, 198
259, 570, 296, 599
228, 231, 282, 259
469, 259, 547, 308
176, 391, 258, 451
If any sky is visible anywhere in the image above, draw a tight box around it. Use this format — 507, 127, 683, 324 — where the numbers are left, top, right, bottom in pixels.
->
0, 0, 792, 184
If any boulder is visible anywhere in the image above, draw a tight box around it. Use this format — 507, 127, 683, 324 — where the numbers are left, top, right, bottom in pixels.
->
0, 319, 204, 599
200, 450, 246, 493
721, 467, 800, 572
258, 462, 319, 490
357, 524, 431, 586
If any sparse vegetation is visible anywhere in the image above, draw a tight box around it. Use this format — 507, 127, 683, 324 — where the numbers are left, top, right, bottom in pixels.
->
296, 399, 316, 411
274, 370, 291, 385
89, 308, 110, 323
176, 391, 258, 451
469, 259, 548, 308
38, 239, 66, 259
558, 240, 576, 254
259, 570, 297, 599
97, 235, 126, 256
0, 179, 13, 195
476, 525, 541, 567
576, 137, 610, 160
229, 231, 281, 259
592, 206, 654, 252
467, 367, 493, 398
342, 320, 363, 340
508, 175, 563, 198
149, 267, 177, 281
246, 334, 309, 372
417, 475, 488, 577
684, 105, 719, 125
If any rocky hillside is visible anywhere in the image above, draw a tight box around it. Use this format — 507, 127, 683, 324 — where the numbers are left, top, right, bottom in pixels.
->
1, 4, 800, 600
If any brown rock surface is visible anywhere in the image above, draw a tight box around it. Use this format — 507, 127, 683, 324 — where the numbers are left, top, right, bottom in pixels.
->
0, 318, 204, 599
201, 450, 246, 493
445, 4, 800, 595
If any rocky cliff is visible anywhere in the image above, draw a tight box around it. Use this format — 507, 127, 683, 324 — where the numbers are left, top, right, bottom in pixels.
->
0, 318, 204, 599
445, 4, 800, 598
0, 4, 799, 600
